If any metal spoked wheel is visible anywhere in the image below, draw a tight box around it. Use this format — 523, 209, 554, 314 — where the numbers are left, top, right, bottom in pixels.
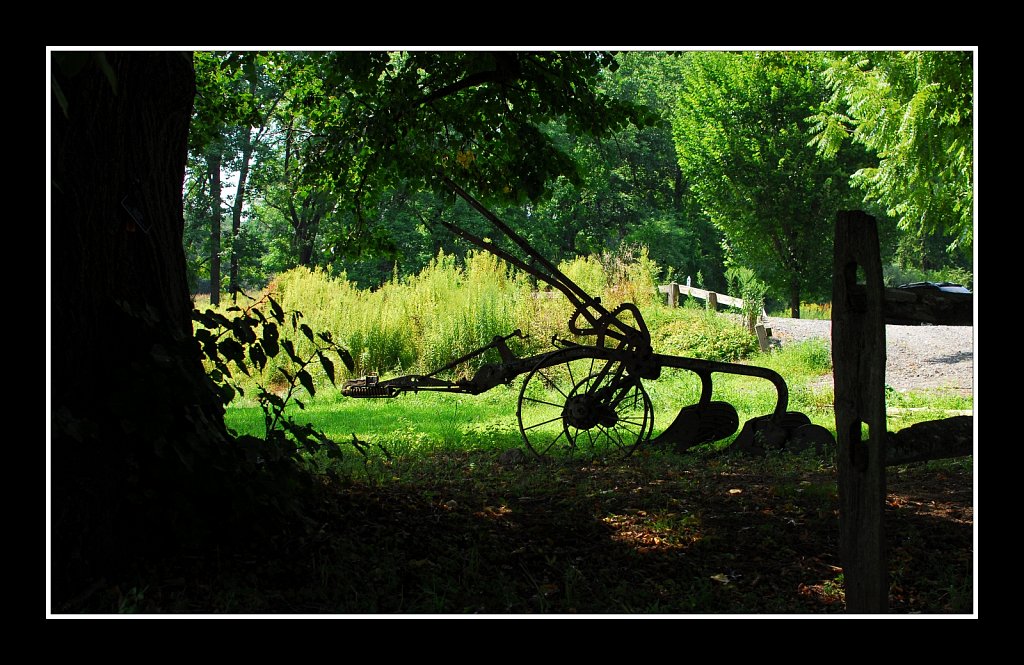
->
517, 350, 653, 459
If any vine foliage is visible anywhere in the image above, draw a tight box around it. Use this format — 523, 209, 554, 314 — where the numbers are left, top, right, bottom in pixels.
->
192, 293, 362, 468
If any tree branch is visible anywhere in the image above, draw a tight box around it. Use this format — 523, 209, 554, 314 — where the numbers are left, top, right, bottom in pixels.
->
414, 53, 521, 108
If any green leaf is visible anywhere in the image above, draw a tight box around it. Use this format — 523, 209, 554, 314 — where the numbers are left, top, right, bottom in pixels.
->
217, 382, 236, 405
268, 296, 285, 324
202, 337, 221, 362
249, 342, 267, 371
193, 310, 221, 329
317, 351, 335, 385
297, 370, 316, 397
218, 338, 250, 376
299, 323, 315, 342
215, 361, 232, 379
205, 309, 233, 329
282, 338, 301, 363
233, 318, 258, 345
218, 337, 244, 364
337, 348, 355, 372
262, 323, 280, 357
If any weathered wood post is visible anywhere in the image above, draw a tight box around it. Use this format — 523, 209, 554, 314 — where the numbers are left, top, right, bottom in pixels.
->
669, 282, 680, 308
832, 211, 889, 613
754, 322, 771, 352
707, 291, 719, 312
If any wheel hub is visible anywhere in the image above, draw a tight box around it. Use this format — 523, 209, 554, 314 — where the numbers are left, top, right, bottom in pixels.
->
563, 394, 618, 430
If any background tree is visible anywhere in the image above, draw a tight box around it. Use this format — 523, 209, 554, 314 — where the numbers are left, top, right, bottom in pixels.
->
809, 50, 974, 257
591, 51, 728, 290
180, 50, 972, 300
293, 52, 657, 247
670, 51, 868, 316
255, 113, 341, 268
187, 52, 284, 300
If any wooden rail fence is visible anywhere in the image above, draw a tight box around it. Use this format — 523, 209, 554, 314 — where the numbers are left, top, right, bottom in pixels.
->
657, 282, 768, 317
658, 282, 773, 350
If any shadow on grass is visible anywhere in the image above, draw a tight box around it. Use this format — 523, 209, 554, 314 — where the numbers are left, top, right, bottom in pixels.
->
56, 450, 973, 615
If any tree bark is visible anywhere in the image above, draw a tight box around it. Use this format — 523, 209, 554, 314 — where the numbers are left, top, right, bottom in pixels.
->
51, 51, 232, 603
208, 147, 222, 305
230, 128, 253, 302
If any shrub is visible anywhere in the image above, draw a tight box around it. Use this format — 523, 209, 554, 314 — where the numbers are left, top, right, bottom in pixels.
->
650, 310, 759, 362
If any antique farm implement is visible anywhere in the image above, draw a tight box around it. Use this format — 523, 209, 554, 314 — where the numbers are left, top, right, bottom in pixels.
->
343, 177, 834, 458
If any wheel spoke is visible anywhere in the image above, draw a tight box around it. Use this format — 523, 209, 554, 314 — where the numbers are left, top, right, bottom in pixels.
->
519, 350, 652, 459
599, 423, 626, 451
522, 415, 564, 432
538, 429, 566, 456
537, 367, 569, 399
521, 395, 567, 409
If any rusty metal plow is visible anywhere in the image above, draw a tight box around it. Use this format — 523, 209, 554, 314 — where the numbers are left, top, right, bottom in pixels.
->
341, 178, 834, 459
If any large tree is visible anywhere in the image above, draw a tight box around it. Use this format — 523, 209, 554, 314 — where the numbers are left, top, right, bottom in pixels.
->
671, 51, 867, 316
49, 49, 652, 605
809, 50, 974, 256
51, 52, 238, 599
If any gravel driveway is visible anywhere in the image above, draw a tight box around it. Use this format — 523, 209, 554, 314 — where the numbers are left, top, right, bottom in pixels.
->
764, 317, 975, 395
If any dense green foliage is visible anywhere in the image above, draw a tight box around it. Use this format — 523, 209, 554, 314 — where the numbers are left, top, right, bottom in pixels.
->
670, 51, 870, 316
183, 49, 974, 313
809, 51, 974, 255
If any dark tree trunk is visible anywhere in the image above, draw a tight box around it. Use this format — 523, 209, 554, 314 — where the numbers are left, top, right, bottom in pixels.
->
51, 52, 233, 605
295, 216, 319, 267
208, 148, 222, 306
789, 274, 801, 319
230, 130, 253, 302
297, 236, 316, 266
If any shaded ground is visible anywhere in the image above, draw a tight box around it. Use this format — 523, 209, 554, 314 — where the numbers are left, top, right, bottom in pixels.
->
54, 449, 974, 615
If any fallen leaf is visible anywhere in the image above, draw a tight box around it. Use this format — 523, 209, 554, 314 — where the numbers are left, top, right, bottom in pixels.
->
710, 573, 731, 584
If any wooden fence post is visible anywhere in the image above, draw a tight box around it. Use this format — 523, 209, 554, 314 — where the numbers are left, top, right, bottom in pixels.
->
669, 282, 679, 308
832, 210, 889, 613
707, 291, 718, 312
754, 323, 771, 352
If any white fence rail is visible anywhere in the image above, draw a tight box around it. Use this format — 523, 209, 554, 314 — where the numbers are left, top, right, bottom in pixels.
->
657, 282, 768, 319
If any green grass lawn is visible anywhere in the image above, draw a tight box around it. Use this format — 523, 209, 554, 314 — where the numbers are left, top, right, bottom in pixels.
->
224, 337, 967, 480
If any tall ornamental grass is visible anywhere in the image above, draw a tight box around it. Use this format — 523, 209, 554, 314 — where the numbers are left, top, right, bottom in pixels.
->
204, 245, 757, 397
